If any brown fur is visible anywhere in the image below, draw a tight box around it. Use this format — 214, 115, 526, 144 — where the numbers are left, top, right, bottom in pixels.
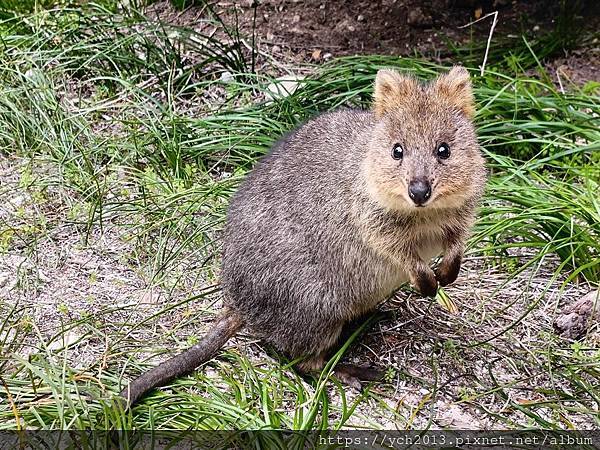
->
119, 66, 487, 405
373, 69, 419, 118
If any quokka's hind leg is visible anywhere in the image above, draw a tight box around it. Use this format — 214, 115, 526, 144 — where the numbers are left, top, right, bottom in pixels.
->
296, 353, 327, 373
294, 319, 344, 374
330, 312, 387, 389
293, 316, 384, 389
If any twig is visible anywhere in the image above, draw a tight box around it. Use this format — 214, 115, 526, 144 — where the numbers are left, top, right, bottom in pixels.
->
0, 374, 21, 431
556, 69, 565, 94
459, 11, 499, 76
240, 39, 296, 74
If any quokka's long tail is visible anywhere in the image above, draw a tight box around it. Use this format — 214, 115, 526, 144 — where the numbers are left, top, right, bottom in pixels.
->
119, 314, 243, 406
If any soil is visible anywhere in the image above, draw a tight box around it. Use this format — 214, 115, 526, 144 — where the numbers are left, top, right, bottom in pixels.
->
545, 46, 600, 88
146, 0, 600, 85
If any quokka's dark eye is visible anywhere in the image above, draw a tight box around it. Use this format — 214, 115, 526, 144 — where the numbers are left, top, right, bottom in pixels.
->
392, 143, 404, 160
437, 142, 451, 159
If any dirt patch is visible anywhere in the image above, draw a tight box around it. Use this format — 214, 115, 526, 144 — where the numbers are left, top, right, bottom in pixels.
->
144, 0, 600, 91
0, 155, 216, 372
147, 0, 599, 63
545, 45, 600, 90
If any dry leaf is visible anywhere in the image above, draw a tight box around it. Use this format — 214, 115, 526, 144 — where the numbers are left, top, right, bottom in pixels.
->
436, 287, 458, 314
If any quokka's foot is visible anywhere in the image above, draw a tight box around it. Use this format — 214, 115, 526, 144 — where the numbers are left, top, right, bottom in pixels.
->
334, 364, 384, 390
435, 255, 462, 287
414, 269, 438, 298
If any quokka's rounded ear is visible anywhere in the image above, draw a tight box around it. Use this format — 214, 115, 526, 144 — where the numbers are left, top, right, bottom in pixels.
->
432, 66, 475, 118
373, 69, 418, 118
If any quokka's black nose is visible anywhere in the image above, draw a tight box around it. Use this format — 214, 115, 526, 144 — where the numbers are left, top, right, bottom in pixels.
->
408, 179, 432, 205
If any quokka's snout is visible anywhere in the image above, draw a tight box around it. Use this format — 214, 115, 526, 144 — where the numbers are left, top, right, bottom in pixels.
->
408, 178, 432, 206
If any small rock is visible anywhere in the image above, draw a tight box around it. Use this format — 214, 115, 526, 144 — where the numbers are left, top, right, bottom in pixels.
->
220, 71, 234, 83
9, 194, 27, 209
407, 7, 433, 28
37, 270, 51, 283
348, 25, 356, 32
265, 75, 305, 101
357, 14, 364, 22
554, 290, 600, 339
292, 14, 300, 24
48, 330, 83, 351
437, 403, 480, 429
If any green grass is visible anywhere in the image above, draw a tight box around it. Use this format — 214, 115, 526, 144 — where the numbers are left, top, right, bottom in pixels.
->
0, 0, 599, 439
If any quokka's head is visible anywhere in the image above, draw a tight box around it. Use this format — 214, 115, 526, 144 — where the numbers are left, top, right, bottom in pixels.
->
364, 66, 487, 212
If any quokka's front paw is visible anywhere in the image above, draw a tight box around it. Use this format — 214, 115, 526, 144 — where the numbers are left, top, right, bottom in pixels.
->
435, 255, 462, 287
412, 269, 438, 298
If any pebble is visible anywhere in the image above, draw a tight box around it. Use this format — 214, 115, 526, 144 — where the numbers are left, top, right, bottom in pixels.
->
407, 7, 433, 28
220, 71, 234, 83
